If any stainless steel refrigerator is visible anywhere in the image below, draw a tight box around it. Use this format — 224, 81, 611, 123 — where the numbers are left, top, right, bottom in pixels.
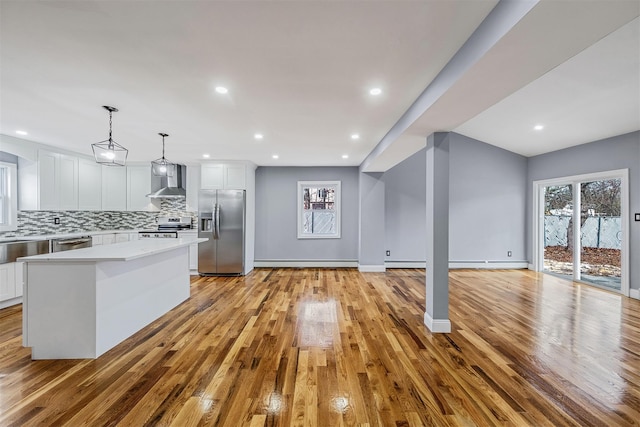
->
198, 190, 245, 275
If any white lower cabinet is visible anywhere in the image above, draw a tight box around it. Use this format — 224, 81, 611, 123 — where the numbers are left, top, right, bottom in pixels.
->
189, 243, 198, 272
0, 262, 23, 307
115, 233, 129, 243
179, 231, 198, 272
15, 262, 24, 297
93, 233, 130, 246
0, 263, 16, 301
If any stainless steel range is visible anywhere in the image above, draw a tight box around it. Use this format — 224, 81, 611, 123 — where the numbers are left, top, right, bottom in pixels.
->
138, 217, 192, 239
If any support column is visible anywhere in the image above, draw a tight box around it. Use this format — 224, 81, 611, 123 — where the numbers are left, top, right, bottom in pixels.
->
425, 133, 451, 333
358, 172, 385, 272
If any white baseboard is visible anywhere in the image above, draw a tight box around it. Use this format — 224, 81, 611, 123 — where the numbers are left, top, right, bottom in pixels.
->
358, 264, 386, 272
528, 263, 535, 270
449, 261, 529, 269
424, 312, 451, 333
0, 296, 22, 310
630, 289, 640, 300
254, 260, 358, 268
385, 261, 426, 269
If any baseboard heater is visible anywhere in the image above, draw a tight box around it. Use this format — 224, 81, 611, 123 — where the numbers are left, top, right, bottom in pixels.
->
384, 260, 528, 269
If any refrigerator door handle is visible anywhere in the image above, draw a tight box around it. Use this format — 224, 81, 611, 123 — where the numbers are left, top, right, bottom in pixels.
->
214, 204, 220, 239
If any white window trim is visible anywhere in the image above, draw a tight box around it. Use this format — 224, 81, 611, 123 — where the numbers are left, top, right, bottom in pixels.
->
0, 161, 18, 232
297, 180, 341, 239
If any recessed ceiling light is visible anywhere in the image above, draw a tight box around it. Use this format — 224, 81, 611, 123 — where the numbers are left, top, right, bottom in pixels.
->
215, 86, 228, 94
534, 124, 544, 131
254, 133, 264, 140
369, 88, 382, 96
202, 154, 210, 159
272, 154, 279, 159
351, 134, 360, 140
342, 154, 349, 159
15, 130, 28, 135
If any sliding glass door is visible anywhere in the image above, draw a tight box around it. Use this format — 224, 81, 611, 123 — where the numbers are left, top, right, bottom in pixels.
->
543, 184, 574, 280
579, 179, 622, 290
535, 170, 628, 295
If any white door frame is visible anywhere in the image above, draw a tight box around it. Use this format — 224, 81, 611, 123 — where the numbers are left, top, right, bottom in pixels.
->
532, 169, 629, 296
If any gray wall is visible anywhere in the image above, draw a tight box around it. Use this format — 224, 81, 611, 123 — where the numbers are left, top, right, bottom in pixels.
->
381, 133, 528, 264
254, 167, 359, 261
358, 172, 385, 267
449, 133, 528, 262
382, 148, 426, 261
527, 131, 640, 290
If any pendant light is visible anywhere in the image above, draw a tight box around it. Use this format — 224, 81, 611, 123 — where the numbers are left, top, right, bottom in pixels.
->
91, 106, 128, 166
151, 133, 176, 177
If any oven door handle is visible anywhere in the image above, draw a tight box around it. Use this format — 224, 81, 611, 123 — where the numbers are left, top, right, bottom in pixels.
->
57, 238, 92, 245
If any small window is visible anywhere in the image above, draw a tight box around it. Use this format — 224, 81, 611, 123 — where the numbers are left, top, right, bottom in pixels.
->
0, 162, 18, 232
297, 181, 341, 239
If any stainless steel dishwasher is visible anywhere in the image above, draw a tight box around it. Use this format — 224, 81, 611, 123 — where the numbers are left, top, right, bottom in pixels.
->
51, 236, 93, 252
0, 240, 50, 263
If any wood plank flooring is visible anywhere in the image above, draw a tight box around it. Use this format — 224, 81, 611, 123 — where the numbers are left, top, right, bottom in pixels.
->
0, 268, 639, 426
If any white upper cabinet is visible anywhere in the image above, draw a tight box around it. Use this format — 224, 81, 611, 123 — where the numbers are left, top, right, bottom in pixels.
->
22, 149, 79, 210
78, 159, 102, 210
201, 164, 224, 189
127, 165, 158, 211
38, 150, 58, 210
15, 141, 165, 212
102, 166, 127, 211
201, 163, 246, 189
58, 154, 79, 210
185, 164, 200, 212
225, 164, 246, 189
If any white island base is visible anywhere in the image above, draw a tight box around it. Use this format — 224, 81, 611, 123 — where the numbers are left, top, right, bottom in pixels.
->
21, 238, 205, 360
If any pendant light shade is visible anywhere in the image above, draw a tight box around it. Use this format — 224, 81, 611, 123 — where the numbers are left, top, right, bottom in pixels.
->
91, 106, 128, 166
151, 133, 176, 177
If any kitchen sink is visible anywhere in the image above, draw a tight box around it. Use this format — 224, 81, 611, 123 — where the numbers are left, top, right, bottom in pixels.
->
0, 240, 50, 264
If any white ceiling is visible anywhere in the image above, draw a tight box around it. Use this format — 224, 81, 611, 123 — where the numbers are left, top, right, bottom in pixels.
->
455, 13, 640, 157
1, 1, 638, 171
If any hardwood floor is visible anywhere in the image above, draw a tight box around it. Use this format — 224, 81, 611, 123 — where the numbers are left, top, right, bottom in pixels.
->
0, 268, 638, 426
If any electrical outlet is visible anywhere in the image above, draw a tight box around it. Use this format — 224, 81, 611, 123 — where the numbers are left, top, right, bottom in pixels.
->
507, 251, 512, 257
635, 213, 640, 221
54, 217, 60, 225
386, 250, 390, 256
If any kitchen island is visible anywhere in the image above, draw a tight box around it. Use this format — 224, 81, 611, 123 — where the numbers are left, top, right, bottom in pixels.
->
19, 238, 206, 360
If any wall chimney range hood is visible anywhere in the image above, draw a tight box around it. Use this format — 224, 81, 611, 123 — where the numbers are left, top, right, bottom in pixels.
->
147, 164, 186, 198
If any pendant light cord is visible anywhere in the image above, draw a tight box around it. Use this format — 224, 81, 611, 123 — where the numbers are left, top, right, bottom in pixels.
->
108, 110, 114, 149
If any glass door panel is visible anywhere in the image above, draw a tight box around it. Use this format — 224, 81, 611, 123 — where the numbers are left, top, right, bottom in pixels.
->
543, 184, 574, 280
579, 179, 622, 291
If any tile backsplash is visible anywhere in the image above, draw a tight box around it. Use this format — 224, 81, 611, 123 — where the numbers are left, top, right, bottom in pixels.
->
0, 199, 196, 238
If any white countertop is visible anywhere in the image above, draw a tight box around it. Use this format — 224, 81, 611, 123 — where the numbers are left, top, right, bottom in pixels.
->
0, 229, 200, 243
0, 229, 149, 243
19, 237, 207, 263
